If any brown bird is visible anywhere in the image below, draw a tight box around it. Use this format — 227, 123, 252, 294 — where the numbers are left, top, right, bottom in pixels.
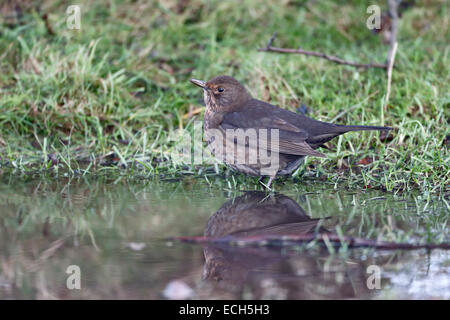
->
191, 75, 391, 188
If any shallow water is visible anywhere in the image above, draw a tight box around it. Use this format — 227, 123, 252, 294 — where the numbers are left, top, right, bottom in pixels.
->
0, 175, 448, 299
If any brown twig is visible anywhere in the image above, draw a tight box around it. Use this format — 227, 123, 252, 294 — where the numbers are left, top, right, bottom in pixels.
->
258, 0, 402, 73
172, 234, 450, 251
258, 32, 387, 69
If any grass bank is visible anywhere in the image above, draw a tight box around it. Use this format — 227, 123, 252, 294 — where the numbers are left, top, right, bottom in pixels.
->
0, 0, 448, 194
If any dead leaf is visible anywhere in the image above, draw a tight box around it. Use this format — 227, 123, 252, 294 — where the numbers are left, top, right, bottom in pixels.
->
357, 157, 372, 166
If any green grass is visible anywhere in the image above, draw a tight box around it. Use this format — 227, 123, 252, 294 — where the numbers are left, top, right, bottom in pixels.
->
0, 0, 448, 194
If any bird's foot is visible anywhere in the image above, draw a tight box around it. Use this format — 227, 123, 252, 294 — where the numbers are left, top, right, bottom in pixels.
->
259, 176, 275, 191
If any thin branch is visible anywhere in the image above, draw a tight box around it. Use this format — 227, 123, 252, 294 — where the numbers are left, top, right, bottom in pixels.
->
258, 1, 402, 72
258, 32, 387, 69
265, 31, 277, 49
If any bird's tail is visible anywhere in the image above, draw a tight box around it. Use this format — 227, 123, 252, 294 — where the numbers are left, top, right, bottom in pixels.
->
334, 124, 392, 133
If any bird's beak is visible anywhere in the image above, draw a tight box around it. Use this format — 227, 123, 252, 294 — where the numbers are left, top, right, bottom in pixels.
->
190, 79, 207, 89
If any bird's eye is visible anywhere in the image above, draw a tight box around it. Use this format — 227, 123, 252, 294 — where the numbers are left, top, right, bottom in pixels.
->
217, 87, 224, 93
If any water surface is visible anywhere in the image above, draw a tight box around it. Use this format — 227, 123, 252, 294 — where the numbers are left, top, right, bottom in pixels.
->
0, 175, 448, 299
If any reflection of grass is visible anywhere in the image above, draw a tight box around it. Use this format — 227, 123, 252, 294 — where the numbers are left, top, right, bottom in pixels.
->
0, 176, 219, 240
0, 176, 219, 298
0, 174, 446, 249
0, 1, 448, 192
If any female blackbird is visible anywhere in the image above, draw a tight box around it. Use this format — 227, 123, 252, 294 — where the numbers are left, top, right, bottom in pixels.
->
191, 75, 391, 188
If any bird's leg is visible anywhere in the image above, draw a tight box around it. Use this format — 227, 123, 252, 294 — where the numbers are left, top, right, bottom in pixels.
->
258, 176, 268, 189
266, 176, 275, 189
258, 176, 273, 190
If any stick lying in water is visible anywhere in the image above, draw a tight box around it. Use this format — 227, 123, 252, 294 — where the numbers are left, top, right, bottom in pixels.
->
171, 234, 450, 250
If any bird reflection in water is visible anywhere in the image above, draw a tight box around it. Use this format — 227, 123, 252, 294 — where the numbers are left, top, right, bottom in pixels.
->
196, 191, 372, 299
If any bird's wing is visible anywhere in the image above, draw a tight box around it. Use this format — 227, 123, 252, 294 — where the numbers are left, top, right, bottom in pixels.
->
220, 100, 326, 157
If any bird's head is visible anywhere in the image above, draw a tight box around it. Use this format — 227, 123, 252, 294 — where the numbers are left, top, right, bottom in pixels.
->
190, 75, 251, 112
